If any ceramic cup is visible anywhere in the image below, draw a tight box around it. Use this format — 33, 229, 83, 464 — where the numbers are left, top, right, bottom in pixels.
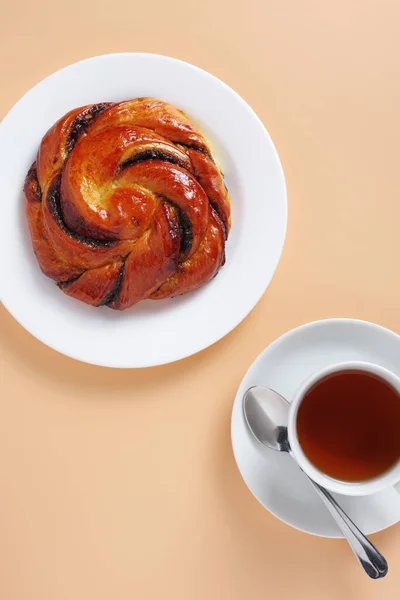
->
288, 361, 400, 496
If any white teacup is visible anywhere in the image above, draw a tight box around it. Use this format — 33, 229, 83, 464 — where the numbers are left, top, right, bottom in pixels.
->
288, 361, 400, 496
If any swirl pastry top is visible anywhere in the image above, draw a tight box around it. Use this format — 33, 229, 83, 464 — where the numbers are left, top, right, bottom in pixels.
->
25, 98, 231, 310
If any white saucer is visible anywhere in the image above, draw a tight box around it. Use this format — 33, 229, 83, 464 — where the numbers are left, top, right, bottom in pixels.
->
0, 53, 286, 368
231, 319, 400, 538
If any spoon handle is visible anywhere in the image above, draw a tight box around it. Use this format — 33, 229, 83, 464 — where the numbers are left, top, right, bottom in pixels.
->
307, 477, 388, 579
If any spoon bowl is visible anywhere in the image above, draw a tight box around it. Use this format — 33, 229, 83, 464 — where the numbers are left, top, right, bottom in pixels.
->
243, 386, 290, 452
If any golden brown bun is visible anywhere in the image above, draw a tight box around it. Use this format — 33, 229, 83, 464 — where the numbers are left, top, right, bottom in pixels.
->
25, 98, 231, 309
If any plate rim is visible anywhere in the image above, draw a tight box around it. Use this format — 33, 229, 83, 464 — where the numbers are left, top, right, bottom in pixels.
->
0, 52, 287, 368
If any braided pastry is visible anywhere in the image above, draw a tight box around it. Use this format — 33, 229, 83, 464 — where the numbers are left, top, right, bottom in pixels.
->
25, 98, 231, 310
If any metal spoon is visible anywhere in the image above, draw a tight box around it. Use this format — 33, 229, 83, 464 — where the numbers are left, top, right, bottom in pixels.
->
243, 386, 388, 579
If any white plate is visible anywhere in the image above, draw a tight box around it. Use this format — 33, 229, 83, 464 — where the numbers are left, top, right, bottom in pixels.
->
231, 319, 400, 538
0, 53, 287, 368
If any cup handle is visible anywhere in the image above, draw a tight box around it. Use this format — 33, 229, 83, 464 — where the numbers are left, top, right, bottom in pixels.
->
394, 482, 400, 495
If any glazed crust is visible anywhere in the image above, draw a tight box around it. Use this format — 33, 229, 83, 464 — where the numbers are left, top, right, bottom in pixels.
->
25, 98, 231, 309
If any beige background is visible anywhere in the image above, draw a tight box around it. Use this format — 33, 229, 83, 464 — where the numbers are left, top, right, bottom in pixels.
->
1, 0, 400, 598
